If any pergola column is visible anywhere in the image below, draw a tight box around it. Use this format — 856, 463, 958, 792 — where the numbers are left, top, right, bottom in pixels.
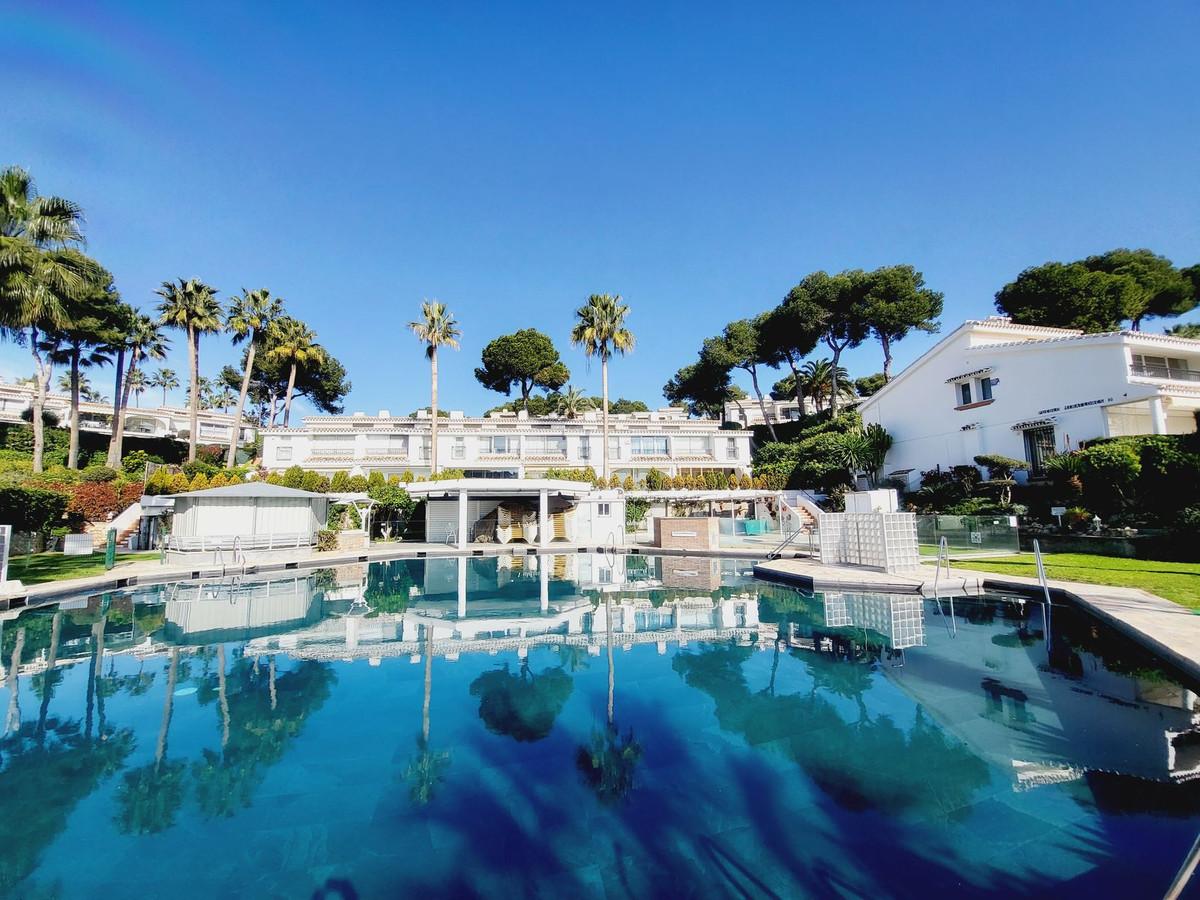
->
457, 556, 468, 617
457, 490, 468, 550
1150, 395, 1168, 434
539, 563, 549, 612
538, 489, 549, 548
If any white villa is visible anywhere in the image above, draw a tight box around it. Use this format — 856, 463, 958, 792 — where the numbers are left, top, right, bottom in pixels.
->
858, 317, 1200, 487
0, 380, 256, 446
723, 397, 807, 428
260, 406, 753, 480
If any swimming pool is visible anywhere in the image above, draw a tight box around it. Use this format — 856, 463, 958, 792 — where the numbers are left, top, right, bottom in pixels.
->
1, 553, 1198, 898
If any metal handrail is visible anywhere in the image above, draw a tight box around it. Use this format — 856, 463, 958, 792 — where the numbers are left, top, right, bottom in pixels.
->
765, 524, 808, 560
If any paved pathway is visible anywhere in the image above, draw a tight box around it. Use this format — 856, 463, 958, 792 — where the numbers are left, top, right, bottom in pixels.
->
755, 557, 1200, 682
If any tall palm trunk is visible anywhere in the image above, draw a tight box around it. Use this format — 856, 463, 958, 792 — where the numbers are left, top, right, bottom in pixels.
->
36, 611, 62, 741
217, 643, 230, 749
282, 361, 298, 427
187, 326, 199, 462
430, 346, 439, 475
67, 344, 81, 468
267, 388, 280, 426
106, 347, 127, 467
605, 595, 614, 726
601, 355, 610, 481
29, 326, 52, 473
156, 648, 179, 768
747, 365, 778, 441
226, 339, 257, 467
269, 655, 277, 711
423, 630, 433, 743
4, 627, 24, 737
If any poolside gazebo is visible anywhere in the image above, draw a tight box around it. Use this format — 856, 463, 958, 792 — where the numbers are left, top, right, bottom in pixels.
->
164, 482, 329, 558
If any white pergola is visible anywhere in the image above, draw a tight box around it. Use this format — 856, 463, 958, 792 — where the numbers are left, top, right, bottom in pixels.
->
405, 478, 598, 549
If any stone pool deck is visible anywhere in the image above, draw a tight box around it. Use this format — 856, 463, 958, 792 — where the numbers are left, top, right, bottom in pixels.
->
755, 557, 1200, 684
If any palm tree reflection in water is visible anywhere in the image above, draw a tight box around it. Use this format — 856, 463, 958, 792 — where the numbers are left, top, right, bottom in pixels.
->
404, 629, 450, 806
577, 594, 643, 805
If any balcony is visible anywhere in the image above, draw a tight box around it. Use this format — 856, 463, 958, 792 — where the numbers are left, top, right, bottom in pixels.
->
1130, 363, 1200, 382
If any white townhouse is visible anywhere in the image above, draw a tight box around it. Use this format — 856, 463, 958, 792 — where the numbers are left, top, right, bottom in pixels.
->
260, 406, 753, 480
0, 380, 257, 446
858, 316, 1200, 488
723, 397, 808, 428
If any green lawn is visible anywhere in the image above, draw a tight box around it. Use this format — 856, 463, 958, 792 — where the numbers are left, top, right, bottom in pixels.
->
930, 552, 1200, 610
8, 551, 162, 585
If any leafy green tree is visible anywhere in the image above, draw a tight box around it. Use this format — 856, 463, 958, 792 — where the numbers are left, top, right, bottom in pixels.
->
265, 316, 325, 427
156, 278, 223, 461
837, 423, 893, 487
701, 316, 779, 439
1000, 264, 1115, 332
861, 265, 943, 381
571, 294, 635, 479
602, 397, 648, 415
799, 359, 853, 412
1081, 248, 1196, 329
0, 166, 93, 472
759, 290, 825, 412
220, 345, 351, 425
853, 373, 886, 397
1167, 321, 1200, 339
410, 301, 461, 474
663, 358, 739, 418
224, 288, 283, 465
783, 270, 871, 416
474, 328, 570, 405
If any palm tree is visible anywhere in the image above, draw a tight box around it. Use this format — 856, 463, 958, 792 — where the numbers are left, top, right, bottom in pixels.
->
570, 294, 634, 480
156, 279, 222, 461
126, 368, 147, 407
213, 385, 236, 413
224, 289, 283, 465
404, 628, 450, 804
409, 301, 460, 475
556, 385, 592, 419
149, 367, 179, 406
799, 359, 852, 412
195, 375, 215, 409
0, 166, 92, 472
266, 316, 325, 427
105, 312, 168, 466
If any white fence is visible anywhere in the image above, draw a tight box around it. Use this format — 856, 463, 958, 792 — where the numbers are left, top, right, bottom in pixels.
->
164, 532, 313, 552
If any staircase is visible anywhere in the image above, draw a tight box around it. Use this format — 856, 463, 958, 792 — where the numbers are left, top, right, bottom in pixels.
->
88, 501, 143, 549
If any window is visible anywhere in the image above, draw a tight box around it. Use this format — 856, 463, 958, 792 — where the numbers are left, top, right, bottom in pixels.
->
579, 437, 591, 460
598, 567, 613, 584
597, 502, 611, 517
452, 437, 465, 460
726, 437, 738, 460
365, 435, 406, 456
276, 445, 293, 461
957, 382, 972, 406
1023, 426, 1056, 475
608, 436, 620, 459
1133, 354, 1195, 380
978, 377, 993, 401
488, 435, 517, 454
630, 436, 668, 455
419, 437, 431, 460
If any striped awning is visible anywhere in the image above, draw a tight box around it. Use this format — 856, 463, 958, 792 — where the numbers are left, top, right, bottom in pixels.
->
945, 366, 993, 384
1011, 418, 1053, 431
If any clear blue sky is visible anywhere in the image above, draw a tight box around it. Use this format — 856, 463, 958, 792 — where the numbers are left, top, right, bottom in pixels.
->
4, 1, 1198, 415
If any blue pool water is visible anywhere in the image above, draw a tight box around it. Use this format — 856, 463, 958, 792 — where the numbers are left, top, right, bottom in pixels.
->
1, 553, 1199, 898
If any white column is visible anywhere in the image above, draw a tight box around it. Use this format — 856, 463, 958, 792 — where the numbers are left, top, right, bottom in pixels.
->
539, 489, 549, 548
539, 562, 549, 612
457, 556, 467, 618
457, 491, 468, 550
1150, 395, 1168, 434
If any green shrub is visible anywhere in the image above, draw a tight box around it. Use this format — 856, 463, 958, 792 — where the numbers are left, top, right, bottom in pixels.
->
301, 470, 329, 493
329, 470, 351, 492
367, 470, 385, 490
1078, 441, 1142, 515
281, 465, 306, 489
644, 468, 668, 490
347, 474, 369, 492
121, 449, 163, 477
545, 467, 598, 483
316, 529, 338, 552
0, 486, 68, 533
973, 454, 1027, 480
181, 459, 218, 478
81, 465, 120, 483
625, 499, 651, 532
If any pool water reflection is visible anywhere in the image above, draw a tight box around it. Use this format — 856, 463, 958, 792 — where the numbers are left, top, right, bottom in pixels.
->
1, 554, 1199, 898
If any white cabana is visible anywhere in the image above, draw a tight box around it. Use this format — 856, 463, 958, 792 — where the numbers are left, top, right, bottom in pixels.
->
164, 482, 328, 553
405, 478, 624, 549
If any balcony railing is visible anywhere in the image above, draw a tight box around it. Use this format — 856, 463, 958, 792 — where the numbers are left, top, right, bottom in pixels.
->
1131, 363, 1200, 382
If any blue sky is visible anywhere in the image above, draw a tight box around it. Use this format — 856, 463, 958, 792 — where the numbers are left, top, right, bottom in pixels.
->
4, 1, 1198, 415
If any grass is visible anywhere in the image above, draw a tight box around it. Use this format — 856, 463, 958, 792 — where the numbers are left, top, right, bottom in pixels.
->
8, 550, 162, 585
929, 552, 1200, 610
